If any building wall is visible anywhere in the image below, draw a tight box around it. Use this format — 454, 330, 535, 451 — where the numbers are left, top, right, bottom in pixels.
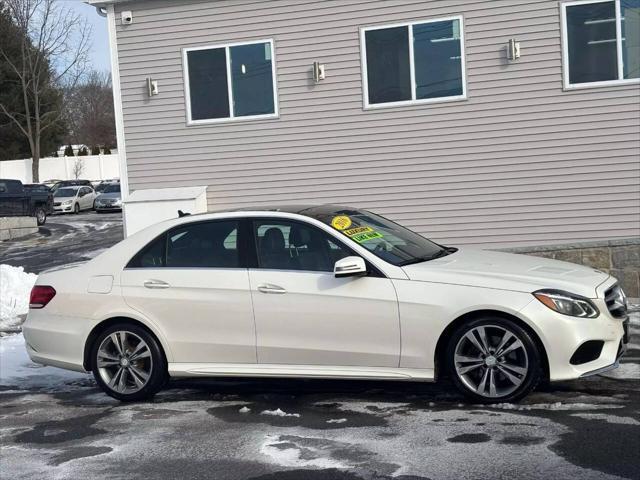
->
113, 0, 640, 249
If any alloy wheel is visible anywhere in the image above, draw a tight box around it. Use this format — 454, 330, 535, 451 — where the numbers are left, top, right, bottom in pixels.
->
96, 331, 153, 394
453, 324, 529, 399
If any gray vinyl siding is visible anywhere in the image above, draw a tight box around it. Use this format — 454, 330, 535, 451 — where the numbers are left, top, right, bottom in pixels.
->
114, 0, 640, 248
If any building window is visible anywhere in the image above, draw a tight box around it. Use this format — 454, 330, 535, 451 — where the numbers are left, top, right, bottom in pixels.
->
562, 0, 640, 88
360, 16, 466, 108
183, 40, 278, 124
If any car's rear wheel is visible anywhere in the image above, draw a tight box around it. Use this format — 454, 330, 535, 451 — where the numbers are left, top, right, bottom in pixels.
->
91, 324, 167, 401
73, 203, 80, 214
34, 207, 46, 225
446, 317, 541, 403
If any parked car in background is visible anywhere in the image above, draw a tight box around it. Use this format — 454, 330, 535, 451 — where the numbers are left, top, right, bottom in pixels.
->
43, 179, 62, 189
50, 179, 93, 193
94, 183, 122, 212
24, 206, 628, 402
52, 186, 96, 214
0, 179, 52, 225
94, 179, 120, 195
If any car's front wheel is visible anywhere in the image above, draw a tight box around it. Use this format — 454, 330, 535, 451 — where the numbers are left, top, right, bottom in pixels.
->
91, 324, 167, 401
73, 203, 80, 214
446, 317, 541, 403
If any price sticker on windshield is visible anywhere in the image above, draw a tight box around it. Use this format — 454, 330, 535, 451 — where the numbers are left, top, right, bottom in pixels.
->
343, 226, 383, 243
331, 215, 352, 230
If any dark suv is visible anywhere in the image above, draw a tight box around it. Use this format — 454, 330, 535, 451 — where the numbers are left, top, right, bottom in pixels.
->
0, 179, 53, 225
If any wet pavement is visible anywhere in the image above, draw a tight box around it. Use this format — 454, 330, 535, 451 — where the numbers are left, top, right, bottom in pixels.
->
0, 211, 123, 274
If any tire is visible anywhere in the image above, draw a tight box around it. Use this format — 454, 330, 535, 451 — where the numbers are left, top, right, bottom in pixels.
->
74, 202, 80, 214
35, 207, 47, 226
445, 316, 541, 403
90, 323, 168, 402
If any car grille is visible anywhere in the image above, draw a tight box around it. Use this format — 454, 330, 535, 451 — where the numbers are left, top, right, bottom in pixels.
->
53, 202, 61, 207
604, 284, 628, 319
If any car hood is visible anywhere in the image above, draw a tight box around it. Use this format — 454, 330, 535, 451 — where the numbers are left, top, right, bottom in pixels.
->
400, 248, 609, 298
53, 196, 75, 202
97, 192, 121, 200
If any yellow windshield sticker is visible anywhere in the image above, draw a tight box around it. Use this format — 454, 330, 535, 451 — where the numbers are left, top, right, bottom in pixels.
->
331, 215, 352, 230
343, 226, 383, 243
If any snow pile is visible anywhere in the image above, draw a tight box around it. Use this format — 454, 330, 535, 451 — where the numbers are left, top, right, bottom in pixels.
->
260, 408, 301, 418
0, 265, 37, 334
239, 406, 251, 413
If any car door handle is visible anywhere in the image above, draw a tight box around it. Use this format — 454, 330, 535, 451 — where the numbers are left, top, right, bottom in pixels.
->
144, 279, 170, 289
257, 284, 287, 294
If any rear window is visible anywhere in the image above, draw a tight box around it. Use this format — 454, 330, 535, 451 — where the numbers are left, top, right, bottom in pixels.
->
54, 188, 78, 197
0, 180, 22, 194
127, 220, 241, 269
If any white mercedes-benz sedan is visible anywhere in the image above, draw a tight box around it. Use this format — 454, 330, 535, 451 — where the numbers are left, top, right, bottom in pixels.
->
23, 206, 629, 402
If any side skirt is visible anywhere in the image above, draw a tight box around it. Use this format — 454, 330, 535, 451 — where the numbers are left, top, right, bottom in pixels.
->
168, 363, 435, 382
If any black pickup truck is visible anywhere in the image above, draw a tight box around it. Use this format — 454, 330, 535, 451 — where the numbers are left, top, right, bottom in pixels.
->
0, 179, 53, 225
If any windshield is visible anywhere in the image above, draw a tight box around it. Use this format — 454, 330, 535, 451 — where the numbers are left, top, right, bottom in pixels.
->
104, 184, 120, 193
54, 188, 77, 197
316, 209, 451, 266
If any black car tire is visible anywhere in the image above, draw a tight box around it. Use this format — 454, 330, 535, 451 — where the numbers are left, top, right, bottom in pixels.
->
446, 316, 542, 403
34, 206, 47, 225
74, 203, 80, 214
91, 323, 168, 402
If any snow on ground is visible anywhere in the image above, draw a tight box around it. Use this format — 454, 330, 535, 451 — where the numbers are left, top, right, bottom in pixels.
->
0, 333, 86, 389
0, 265, 36, 334
260, 408, 301, 417
260, 434, 351, 470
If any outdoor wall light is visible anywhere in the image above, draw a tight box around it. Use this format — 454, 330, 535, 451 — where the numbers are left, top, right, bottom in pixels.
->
313, 61, 326, 83
146, 78, 159, 97
507, 39, 521, 61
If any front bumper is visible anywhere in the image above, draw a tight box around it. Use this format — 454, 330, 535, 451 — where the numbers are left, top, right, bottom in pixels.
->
95, 204, 122, 211
53, 204, 74, 213
519, 298, 628, 381
579, 318, 629, 377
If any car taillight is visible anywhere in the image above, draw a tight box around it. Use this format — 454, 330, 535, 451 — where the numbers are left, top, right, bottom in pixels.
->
29, 286, 56, 309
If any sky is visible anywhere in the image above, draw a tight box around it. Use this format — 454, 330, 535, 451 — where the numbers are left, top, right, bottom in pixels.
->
60, 0, 111, 73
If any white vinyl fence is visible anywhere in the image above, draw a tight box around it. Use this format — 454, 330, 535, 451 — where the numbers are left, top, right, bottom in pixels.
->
0, 154, 120, 183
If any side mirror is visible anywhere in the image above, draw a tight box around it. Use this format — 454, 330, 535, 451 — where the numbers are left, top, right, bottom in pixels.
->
334, 256, 367, 278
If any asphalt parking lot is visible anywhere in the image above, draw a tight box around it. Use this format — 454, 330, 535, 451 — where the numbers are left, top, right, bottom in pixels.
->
0, 211, 124, 274
1, 213, 638, 480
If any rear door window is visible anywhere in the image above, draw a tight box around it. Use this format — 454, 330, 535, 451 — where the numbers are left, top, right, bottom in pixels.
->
127, 220, 242, 269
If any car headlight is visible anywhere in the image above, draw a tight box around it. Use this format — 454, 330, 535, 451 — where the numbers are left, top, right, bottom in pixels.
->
114, 199, 122, 205
63, 200, 73, 205
533, 289, 599, 318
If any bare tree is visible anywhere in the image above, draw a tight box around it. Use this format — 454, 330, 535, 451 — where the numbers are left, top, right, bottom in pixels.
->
64, 70, 116, 150
0, 0, 91, 182
72, 157, 84, 179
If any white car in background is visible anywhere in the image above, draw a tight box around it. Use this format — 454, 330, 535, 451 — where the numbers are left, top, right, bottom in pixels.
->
52, 186, 96, 214
23, 206, 629, 402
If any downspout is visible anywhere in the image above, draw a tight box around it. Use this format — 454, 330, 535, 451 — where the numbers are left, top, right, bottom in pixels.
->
105, 3, 130, 237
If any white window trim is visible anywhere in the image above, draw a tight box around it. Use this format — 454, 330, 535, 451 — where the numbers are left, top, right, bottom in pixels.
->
359, 15, 467, 110
182, 38, 279, 125
561, 0, 640, 90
